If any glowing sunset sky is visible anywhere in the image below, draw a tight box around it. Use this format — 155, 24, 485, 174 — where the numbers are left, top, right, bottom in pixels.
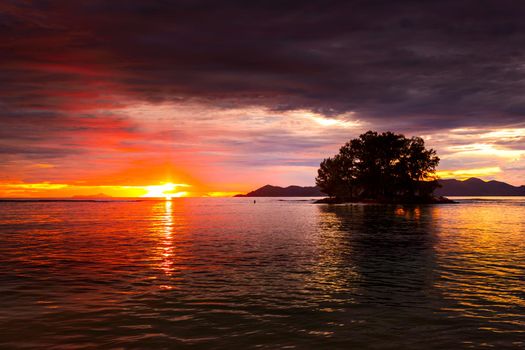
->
1, 1, 524, 197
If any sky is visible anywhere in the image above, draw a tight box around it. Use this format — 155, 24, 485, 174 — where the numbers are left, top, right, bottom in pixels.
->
1, 0, 525, 197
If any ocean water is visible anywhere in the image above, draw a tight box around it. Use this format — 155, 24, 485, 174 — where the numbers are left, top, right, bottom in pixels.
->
0, 197, 524, 349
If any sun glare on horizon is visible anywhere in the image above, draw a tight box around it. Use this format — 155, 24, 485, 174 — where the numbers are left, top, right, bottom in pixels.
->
143, 183, 190, 199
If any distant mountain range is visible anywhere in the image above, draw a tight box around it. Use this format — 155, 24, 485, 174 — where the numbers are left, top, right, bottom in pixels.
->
236, 178, 525, 197
435, 178, 525, 196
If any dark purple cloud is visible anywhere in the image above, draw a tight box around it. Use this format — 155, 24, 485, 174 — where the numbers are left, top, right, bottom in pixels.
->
2, 0, 525, 128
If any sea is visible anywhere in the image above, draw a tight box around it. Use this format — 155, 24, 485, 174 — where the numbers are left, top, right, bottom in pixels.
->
0, 197, 524, 349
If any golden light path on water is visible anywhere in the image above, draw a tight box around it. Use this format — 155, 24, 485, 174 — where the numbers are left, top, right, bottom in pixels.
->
160, 199, 174, 278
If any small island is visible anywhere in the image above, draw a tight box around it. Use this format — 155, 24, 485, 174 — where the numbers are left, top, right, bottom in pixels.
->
315, 131, 454, 204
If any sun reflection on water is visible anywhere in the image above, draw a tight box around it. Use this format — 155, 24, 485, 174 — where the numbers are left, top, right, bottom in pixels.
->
149, 198, 193, 290
159, 199, 175, 277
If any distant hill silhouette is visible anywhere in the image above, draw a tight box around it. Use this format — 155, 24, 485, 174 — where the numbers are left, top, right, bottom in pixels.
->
71, 193, 112, 199
235, 185, 325, 197
237, 178, 525, 197
435, 178, 525, 196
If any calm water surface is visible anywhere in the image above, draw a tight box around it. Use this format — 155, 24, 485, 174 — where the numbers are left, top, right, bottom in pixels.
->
0, 197, 524, 349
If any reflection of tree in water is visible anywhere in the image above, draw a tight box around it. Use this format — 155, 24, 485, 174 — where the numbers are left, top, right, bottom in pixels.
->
310, 204, 446, 349
317, 204, 439, 305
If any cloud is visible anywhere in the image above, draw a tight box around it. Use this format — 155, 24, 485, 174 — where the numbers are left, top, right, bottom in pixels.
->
2, 1, 525, 126
437, 167, 502, 180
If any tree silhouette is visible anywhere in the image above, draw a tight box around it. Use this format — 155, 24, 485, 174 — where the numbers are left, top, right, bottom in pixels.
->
316, 131, 440, 201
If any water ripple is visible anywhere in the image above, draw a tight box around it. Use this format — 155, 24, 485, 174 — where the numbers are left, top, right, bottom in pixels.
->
0, 197, 524, 348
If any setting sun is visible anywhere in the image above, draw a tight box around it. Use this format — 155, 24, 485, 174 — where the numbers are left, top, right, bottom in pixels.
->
143, 183, 190, 199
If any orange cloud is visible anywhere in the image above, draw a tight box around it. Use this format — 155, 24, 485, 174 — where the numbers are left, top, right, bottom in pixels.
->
0, 181, 193, 198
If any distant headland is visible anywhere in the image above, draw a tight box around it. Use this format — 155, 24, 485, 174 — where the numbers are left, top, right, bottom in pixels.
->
235, 185, 324, 197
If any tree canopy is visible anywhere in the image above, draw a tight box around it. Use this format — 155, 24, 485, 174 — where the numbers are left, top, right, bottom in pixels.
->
316, 131, 440, 202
